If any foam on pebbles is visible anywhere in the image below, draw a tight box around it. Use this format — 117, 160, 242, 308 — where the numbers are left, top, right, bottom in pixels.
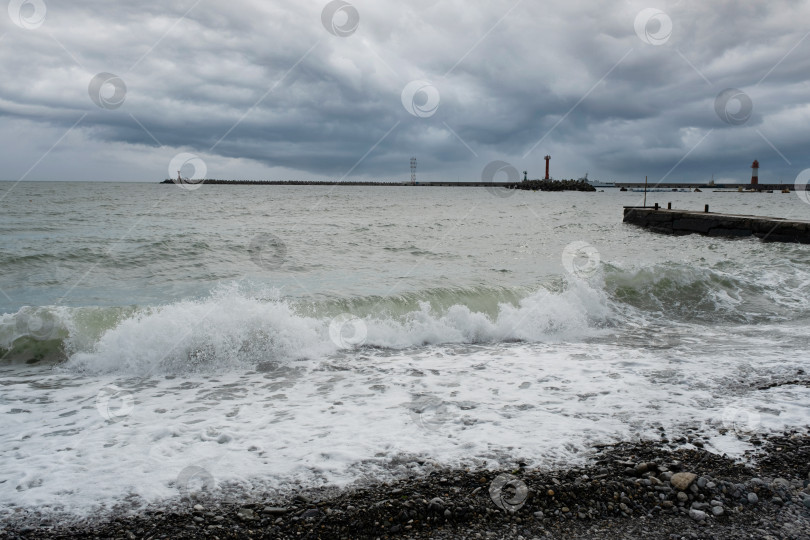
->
3, 430, 809, 539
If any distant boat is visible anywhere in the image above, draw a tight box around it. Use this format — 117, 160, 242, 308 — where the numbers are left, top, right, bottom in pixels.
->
580, 173, 615, 188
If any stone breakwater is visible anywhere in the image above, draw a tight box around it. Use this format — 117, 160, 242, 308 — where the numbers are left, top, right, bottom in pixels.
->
160, 179, 596, 191
514, 179, 596, 192
2, 430, 808, 539
623, 206, 810, 243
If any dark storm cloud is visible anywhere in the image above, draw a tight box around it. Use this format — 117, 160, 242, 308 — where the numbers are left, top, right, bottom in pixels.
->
1, 0, 809, 183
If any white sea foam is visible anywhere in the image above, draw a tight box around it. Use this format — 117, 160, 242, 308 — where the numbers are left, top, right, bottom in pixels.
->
2, 275, 809, 519
2, 324, 809, 519
44, 280, 607, 376
5, 259, 810, 373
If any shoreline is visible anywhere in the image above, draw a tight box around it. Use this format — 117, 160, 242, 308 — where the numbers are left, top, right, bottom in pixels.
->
3, 430, 808, 539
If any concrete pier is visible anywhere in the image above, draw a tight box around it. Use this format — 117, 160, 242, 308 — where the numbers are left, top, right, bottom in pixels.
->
623, 206, 810, 243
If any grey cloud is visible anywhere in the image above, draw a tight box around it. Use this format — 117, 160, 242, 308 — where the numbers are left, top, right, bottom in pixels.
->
1, 0, 808, 183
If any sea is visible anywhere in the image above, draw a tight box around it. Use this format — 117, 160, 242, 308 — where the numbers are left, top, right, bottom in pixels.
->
1, 181, 809, 519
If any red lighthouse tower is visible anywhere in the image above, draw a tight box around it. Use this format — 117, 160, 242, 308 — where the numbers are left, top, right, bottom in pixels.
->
544, 155, 551, 180
751, 160, 759, 186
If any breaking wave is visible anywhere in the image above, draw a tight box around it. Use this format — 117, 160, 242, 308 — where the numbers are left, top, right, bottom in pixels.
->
2, 260, 809, 374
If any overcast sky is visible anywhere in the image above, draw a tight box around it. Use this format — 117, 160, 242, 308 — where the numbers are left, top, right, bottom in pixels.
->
1, 0, 809, 184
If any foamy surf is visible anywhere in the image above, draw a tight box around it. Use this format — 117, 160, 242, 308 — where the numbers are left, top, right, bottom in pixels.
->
2, 327, 808, 519
4, 258, 810, 373
3, 262, 810, 520
2, 279, 611, 375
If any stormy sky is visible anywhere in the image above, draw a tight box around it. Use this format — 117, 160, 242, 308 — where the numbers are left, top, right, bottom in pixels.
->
1, 0, 809, 184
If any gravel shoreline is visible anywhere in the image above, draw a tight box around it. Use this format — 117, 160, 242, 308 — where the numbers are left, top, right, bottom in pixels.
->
3, 430, 809, 539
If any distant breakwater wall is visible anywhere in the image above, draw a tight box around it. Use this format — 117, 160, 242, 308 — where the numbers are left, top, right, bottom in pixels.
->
623, 206, 810, 243
161, 179, 403, 186
161, 179, 596, 191
514, 179, 595, 192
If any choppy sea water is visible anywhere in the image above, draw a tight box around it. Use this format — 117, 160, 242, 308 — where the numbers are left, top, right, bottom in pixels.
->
1, 181, 809, 518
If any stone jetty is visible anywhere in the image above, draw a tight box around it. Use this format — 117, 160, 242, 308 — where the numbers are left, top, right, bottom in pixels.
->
623, 205, 810, 243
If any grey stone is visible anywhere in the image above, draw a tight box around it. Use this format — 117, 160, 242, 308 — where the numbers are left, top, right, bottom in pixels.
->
262, 507, 289, 515
428, 497, 445, 511
748, 492, 759, 504
711, 506, 724, 516
689, 509, 707, 521
236, 508, 255, 520
671, 472, 697, 491
773, 478, 790, 489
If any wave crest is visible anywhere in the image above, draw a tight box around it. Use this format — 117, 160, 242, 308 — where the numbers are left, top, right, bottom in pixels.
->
4, 258, 809, 374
